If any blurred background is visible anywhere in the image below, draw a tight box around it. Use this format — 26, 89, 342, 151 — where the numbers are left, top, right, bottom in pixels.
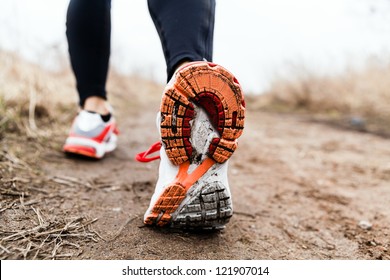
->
1, 0, 390, 94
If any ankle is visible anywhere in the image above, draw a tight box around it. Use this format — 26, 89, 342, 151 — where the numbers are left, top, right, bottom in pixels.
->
175, 60, 191, 72
83, 96, 110, 115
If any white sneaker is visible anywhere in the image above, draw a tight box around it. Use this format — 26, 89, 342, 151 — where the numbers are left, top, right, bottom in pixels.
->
136, 62, 245, 229
63, 110, 119, 159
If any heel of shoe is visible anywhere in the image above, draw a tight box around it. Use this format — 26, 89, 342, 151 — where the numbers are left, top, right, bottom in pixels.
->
160, 61, 245, 166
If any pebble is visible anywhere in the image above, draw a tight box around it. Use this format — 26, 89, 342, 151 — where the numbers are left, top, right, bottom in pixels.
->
369, 241, 377, 246
350, 116, 366, 130
358, 220, 372, 230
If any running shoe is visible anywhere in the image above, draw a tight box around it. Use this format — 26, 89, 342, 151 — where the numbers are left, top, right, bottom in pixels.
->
137, 61, 245, 229
63, 110, 119, 159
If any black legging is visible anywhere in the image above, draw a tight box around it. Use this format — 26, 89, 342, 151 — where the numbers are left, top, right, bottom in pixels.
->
66, 0, 216, 106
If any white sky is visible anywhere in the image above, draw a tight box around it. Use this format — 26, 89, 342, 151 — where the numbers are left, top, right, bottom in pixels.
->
1, 0, 390, 93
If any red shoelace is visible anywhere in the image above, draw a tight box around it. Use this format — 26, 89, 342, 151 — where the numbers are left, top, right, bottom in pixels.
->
135, 141, 161, 162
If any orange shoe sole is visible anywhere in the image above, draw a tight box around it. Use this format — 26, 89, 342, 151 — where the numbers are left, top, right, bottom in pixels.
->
161, 61, 245, 165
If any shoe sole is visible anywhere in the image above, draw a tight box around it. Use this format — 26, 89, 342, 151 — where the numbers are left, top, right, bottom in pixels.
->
63, 134, 118, 159
144, 62, 245, 229
161, 62, 245, 165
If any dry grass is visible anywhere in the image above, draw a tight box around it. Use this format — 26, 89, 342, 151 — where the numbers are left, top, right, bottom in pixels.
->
0, 147, 104, 259
0, 212, 100, 259
0, 50, 77, 141
249, 58, 390, 136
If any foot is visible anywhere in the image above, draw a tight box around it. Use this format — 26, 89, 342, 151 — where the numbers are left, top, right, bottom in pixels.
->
83, 96, 111, 115
141, 61, 245, 229
63, 108, 119, 159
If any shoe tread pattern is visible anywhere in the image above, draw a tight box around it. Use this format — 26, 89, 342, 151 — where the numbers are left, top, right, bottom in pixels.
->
160, 62, 245, 165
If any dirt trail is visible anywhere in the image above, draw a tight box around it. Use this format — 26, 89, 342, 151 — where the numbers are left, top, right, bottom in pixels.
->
1, 78, 390, 260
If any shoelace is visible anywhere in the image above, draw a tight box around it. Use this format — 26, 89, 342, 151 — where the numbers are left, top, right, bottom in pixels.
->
135, 141, 161, 162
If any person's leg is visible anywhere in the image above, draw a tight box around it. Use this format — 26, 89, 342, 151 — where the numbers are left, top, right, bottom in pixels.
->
147, 0, 216, 81
141, 0, 246, 229
64, 0, 118, 159
66, 0, 111, 114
